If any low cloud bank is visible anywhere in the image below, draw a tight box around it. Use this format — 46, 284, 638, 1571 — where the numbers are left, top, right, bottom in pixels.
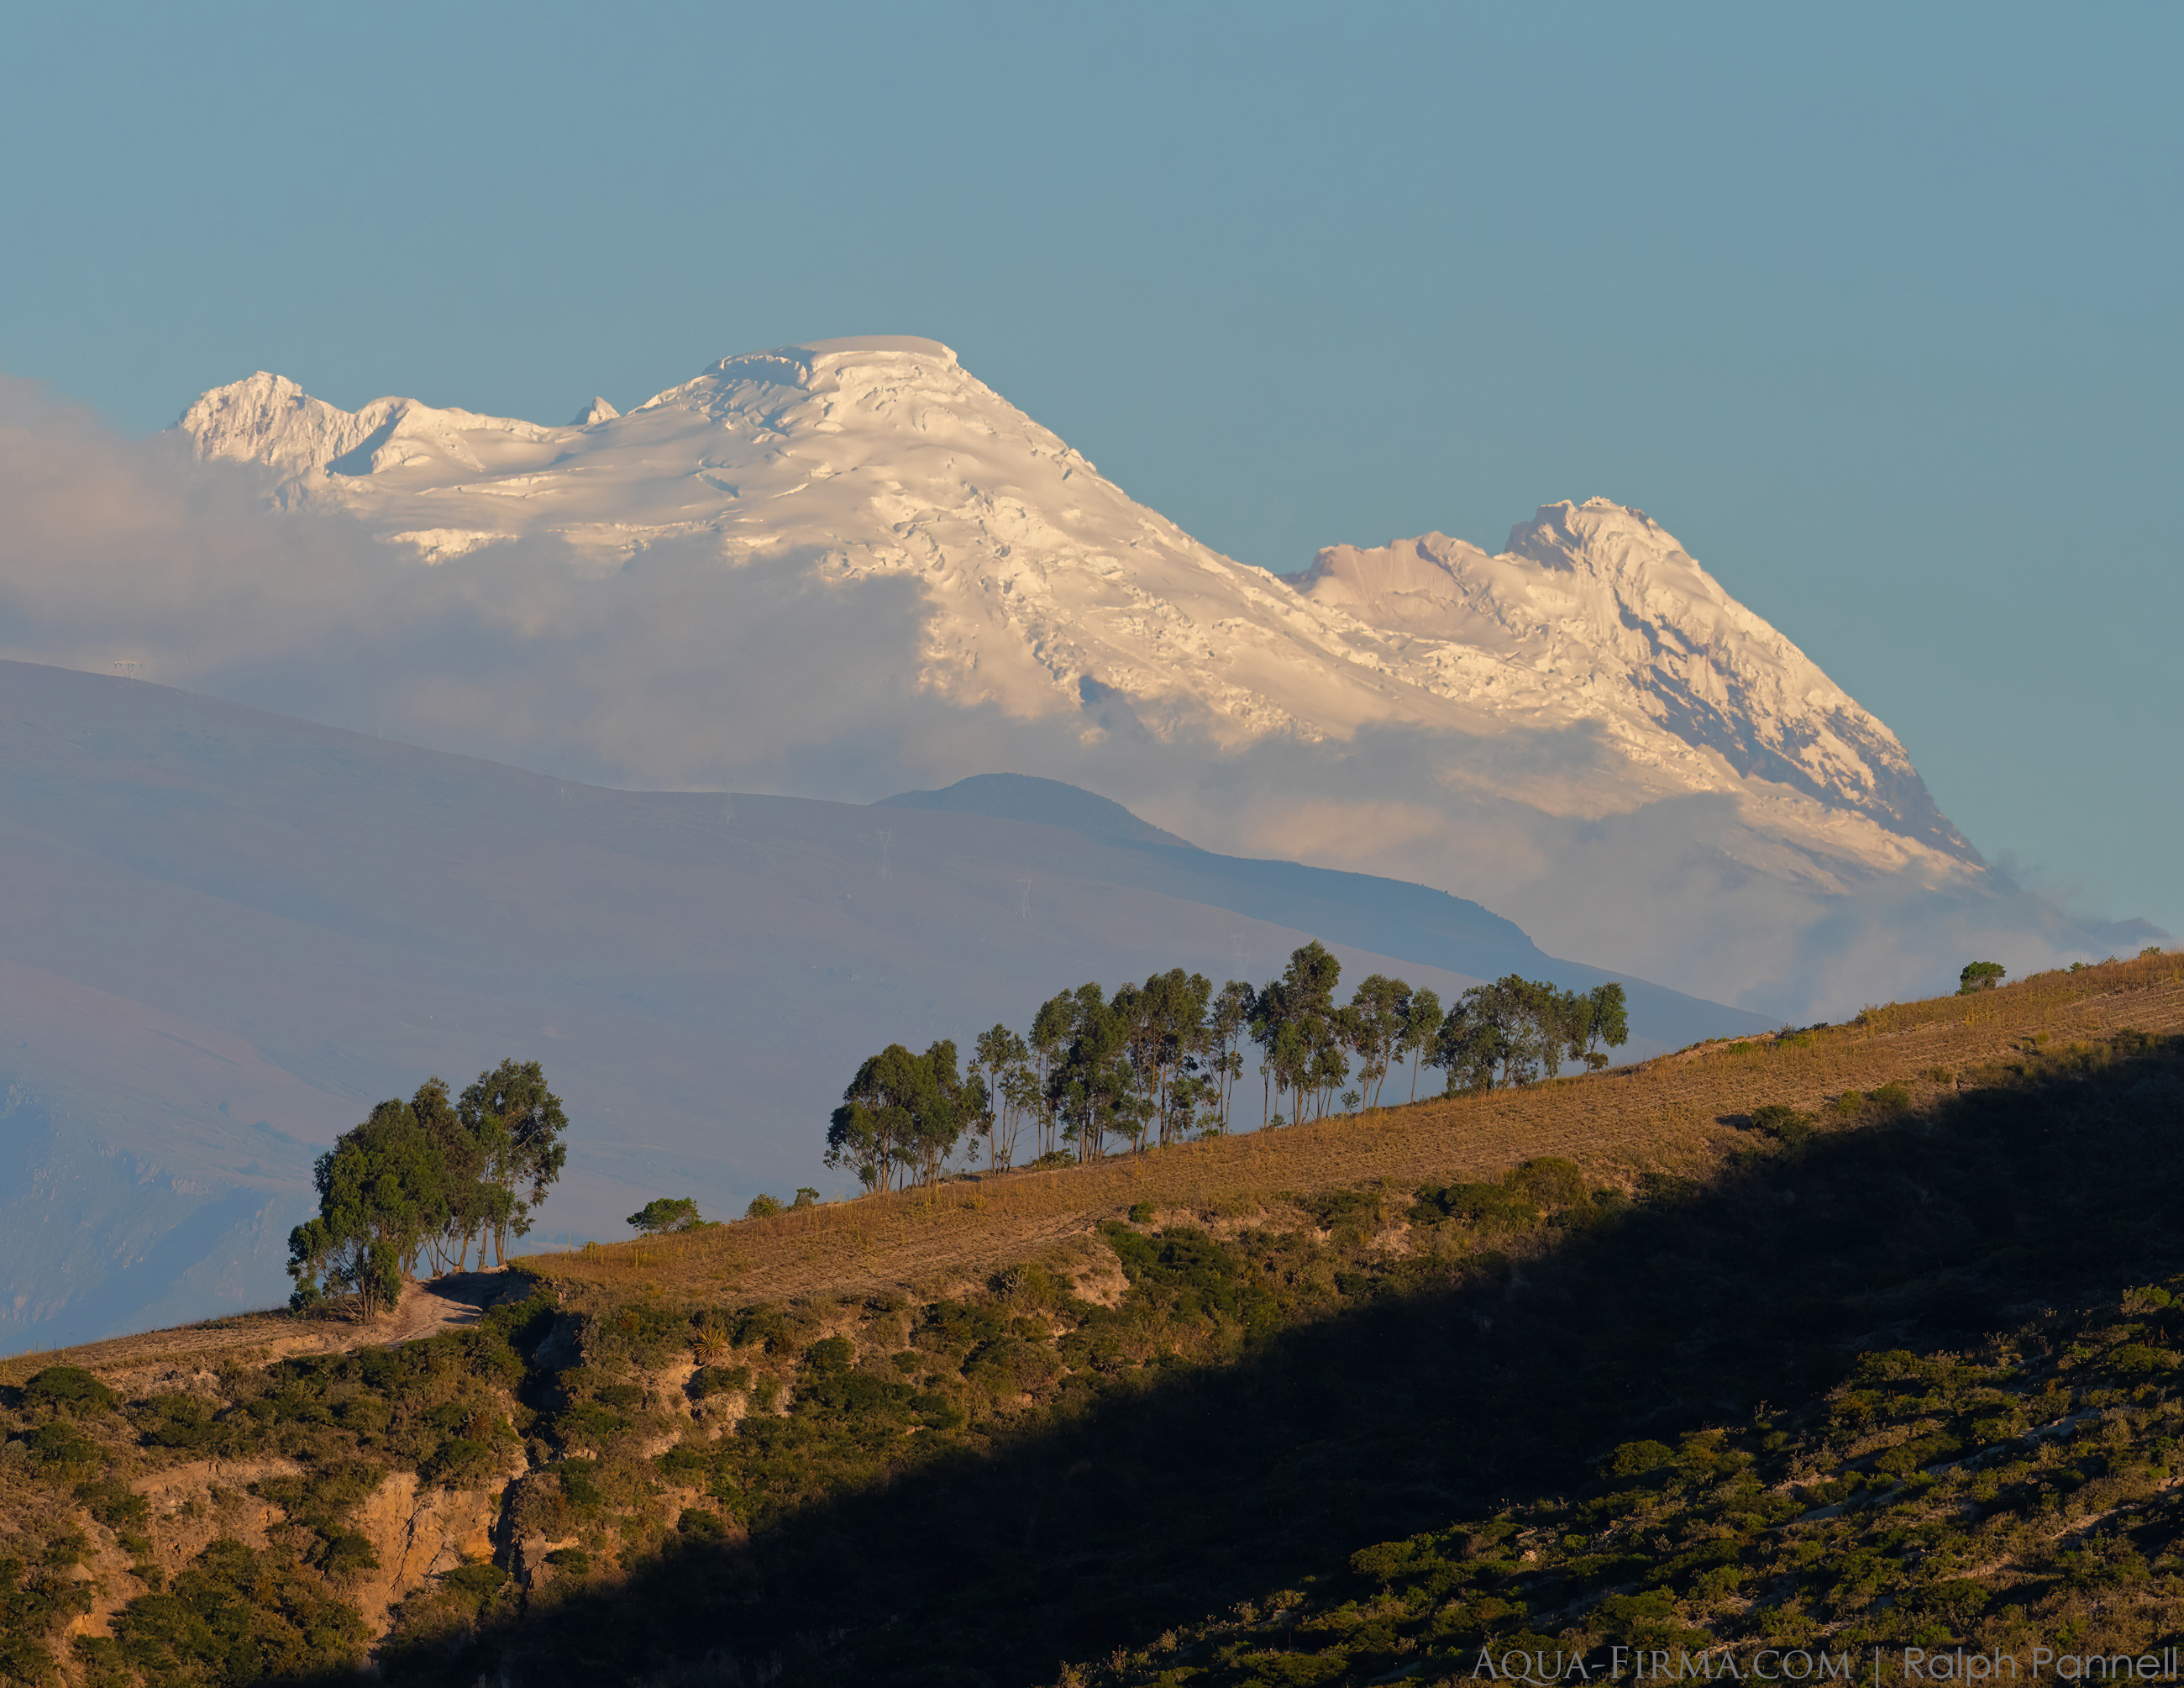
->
0, 378, 2150, 1020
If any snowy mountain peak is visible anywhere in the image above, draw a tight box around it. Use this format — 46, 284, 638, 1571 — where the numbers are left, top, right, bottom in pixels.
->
178, 371, 368, 478
571, 396, 620, 426
1292, 502, 1974, 861
169, 340, 1977, 885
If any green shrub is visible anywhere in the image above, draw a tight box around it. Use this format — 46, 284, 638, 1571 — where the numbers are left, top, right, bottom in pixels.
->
111, 1538, 367, 1685
965, 1337, 1063, 1396
552, 1402, 629, 1449
1609, 1438, 1675, 1478
555, 1459, 605, 1510
2110, 1344, 2178, 1377
26, 1422, 99, 1478
590, 1303, 695, 1370
1127, 1200, 1155, 1223
1410, 1180, 1537, 1235
1099, 1224, 1282, 1330
691, 1365, 753, 1400
419, 1437, 499, 1488
1348, 1533, 1451, 1589
1299, 1188, 1382, 1238
74, 1480, 150, 1532
23, 1367, 118, 1417
1868, 1082, 1913, 1117
135, 1393, 218, 1449
314, 1530, 380, 1581
438, 1561, 513, 1617
1509, 1156, 1587, 1210
0, 1534, 96, 1685
1750, 1103, 1814, 1146
803, 1337, 855, 1374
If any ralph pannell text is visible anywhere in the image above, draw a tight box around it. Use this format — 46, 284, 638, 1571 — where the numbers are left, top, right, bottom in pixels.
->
1473, 1648, 2184, 1684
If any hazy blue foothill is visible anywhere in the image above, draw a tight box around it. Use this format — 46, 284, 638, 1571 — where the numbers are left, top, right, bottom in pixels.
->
0, 660, 1764, 1353
879, 774, 1738, 1044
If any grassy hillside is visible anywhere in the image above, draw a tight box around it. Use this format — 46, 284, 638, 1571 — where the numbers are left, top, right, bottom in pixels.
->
0, 954, 2179, 1688
525, 951, 2184, 1314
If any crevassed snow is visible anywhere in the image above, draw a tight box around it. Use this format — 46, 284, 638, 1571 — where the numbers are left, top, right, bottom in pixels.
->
171, 335, 1978, 877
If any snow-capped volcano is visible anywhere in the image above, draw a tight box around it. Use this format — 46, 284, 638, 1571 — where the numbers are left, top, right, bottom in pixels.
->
1285, 511, 1976, 861
176, 335, 1969, 878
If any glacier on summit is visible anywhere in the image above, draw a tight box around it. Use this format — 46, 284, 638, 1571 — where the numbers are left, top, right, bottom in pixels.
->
176, 338, 1957, 850
24, 334, 2132, 1015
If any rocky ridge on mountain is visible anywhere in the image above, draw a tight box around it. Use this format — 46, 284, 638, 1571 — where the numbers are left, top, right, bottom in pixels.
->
177, 336, 1971, 881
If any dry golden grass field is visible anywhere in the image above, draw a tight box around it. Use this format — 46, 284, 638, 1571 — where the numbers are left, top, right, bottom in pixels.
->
11, 951, 2180, 1388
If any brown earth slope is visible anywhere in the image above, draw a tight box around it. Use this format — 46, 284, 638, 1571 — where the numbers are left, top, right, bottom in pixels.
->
9, 953, 2178, 1388
529, 952, 2184, 1313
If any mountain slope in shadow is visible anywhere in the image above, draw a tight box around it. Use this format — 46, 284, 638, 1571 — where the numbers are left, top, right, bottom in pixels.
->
0, 662, 1762, 1350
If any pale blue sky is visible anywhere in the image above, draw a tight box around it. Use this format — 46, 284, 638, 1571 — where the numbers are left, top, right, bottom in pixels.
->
4, 2, 2178, 935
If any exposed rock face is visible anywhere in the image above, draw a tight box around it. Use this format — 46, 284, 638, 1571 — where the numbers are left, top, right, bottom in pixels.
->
348, 1470, 507, 1634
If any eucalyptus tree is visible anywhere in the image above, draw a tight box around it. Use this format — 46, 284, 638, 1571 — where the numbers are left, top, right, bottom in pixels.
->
1266, 1018, 1309, 1124
287, 1065, 570, 1318
1252, 941, 1346, 1124
1562, 981, 1630, 1071
1121, 967, 1212, 1146
972, 1023, 1033, 1170
910, 1040, 979, 1187
1028, 990, 1076, 1160
1343, 975, 1410, 1109
1432, 980, 1525, 1094
286, 1095, 448, 1320
627, 1197, 701, 1234
460, 1060, 570, 1267
1058, 982, 1140, 1160
286, 1074, 515, 1328
1430, 975, 1627, 1093
827, 1039, 972, 1191
1588, 983, 1630, 1064
412, 1075, 486, 1273
1397, 986, 1442, 1102
1205, 980, 1255, 1133
829, 1043, 918, 1192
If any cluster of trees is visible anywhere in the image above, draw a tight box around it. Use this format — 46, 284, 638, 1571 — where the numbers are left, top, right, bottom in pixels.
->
1959, 960, 2007, 994
1433, 972, 1630, 1092
825, 943, 1628, 1191
627, 1198, 705, 1234
286, 1060, 569, 1320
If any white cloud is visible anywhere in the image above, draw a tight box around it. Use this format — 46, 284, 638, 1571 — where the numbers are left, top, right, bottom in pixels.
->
0, 376, 2145, 1023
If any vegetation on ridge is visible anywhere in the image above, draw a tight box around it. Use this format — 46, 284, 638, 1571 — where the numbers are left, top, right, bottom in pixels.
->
0, 954, 2179, 1688
286, 1060, 569, 1319
828, 941, 1628, 1191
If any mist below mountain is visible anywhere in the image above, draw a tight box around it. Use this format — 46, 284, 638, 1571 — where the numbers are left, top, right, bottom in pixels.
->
0, 343, 2150, 1028
0, 660, 1767, 1353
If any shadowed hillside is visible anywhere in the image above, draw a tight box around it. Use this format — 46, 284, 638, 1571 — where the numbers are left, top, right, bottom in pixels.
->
2, 956, 2180, 1687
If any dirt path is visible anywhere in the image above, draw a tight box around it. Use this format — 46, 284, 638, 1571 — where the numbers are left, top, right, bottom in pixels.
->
0, 1271, 532, 1389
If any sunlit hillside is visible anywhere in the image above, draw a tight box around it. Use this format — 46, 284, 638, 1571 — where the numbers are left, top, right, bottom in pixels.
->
2, 953, 2179, 1688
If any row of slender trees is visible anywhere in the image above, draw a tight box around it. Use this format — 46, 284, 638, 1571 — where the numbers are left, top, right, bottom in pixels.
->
824, 943, 1628, 1192
286, 1060, 570, 1320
